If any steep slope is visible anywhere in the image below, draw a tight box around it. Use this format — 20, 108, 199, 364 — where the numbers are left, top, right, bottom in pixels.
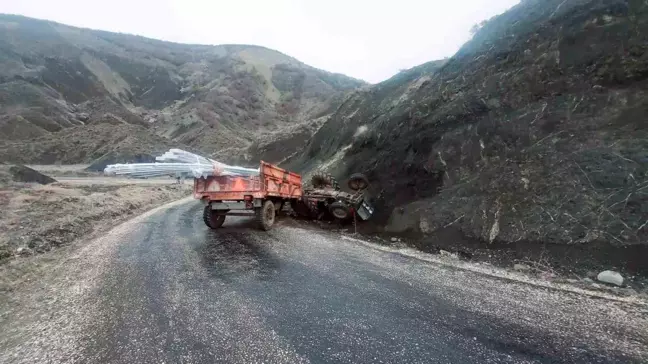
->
289, 0, 648, 272
0, 15, 364, 164
0, 124, 192, 168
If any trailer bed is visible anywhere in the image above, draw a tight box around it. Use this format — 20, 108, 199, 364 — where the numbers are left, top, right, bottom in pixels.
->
194, 161, 302, 230
194, 161, 302, 201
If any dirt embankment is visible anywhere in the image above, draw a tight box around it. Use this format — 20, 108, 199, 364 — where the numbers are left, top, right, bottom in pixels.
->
0, 171, 190, 264
288, 0, 648, 275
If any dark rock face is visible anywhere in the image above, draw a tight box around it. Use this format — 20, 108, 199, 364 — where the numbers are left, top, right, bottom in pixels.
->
289, 0, 648, 272
9, 165, 56, 184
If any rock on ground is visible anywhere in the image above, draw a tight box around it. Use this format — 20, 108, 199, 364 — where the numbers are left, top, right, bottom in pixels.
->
8, 165, 56, 184
514, 263, 531, 272
597, 271, 624, 286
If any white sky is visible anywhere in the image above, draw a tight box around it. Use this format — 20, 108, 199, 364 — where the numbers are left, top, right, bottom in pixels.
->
0, 0, 519, 83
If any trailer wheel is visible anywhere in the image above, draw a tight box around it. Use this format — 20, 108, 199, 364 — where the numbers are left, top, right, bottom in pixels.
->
256, 200, 276, 231
329, 201, 351, 220
311, 171, 339, 190
347, 173, 369, 191
203, 206, 226, 229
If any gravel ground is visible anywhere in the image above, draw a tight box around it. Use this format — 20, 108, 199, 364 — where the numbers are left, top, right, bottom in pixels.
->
0, 200, 646, 363
0, 176, 190, 264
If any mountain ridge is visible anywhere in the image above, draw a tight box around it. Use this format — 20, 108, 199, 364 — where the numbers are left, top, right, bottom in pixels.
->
0, 14, 365, 165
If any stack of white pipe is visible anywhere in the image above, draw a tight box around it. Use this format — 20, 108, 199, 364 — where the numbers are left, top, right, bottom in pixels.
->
103, 149, 259, 179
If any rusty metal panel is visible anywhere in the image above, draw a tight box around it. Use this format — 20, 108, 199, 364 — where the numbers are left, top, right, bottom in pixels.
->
194, 161, 302, 201
260, 161, 302, 198
196, 191, 266, 201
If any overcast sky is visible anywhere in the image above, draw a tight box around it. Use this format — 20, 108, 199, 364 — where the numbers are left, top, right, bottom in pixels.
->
1, 0, 519, 83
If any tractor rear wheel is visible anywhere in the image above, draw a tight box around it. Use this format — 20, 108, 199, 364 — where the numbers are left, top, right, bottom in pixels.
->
256, 200, 276, 231
311, 171, 339, 190
203, 206, 226, 229
347, 173, 369, 191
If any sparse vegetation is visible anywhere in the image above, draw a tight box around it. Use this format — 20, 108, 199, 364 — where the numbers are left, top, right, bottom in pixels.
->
288, 0, 648, 274
0, 173, 190, 265
0, 14, 365, 166
0, 124, 192, 166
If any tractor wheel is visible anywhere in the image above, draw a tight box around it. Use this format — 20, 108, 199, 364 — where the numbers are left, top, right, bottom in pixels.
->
347, 173, 369, 191
256, 200, 276, 231
203, 206, 226, 229
311, 171, 339, 190
329, 201, 351, 220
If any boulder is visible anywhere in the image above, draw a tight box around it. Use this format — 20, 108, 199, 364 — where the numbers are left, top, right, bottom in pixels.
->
16, 247, 31, 256
76, 112, 89, 122
440, 250, 458, 259
9, 165, 56, 184
596, 270, 624, 286
514, 263, 531, 272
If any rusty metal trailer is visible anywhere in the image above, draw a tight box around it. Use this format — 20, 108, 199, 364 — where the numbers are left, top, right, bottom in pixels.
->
194, 161, 302, 230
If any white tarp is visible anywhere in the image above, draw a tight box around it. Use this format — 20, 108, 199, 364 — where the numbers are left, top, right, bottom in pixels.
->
104, 149, 259, 179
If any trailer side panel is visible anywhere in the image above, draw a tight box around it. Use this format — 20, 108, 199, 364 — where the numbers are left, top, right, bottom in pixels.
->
193, 161, 301, 201
260, 161, 302, 199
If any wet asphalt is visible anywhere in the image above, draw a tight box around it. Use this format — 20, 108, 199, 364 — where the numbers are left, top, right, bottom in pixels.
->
5, 201, 646, 363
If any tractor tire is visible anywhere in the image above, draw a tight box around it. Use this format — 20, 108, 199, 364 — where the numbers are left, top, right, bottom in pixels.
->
311, 171, 339, 190
256, 200, 276, 231
203, 206, 226, 229
347, 173, 369, 191
329, 201, 351, 220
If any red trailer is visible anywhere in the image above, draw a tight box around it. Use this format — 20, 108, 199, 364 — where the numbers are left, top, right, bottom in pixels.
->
194, 161, 302, 230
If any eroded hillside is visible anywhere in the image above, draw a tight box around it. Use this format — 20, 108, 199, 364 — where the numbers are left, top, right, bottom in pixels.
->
0, 15, 364, 165
288, 0, 648, 272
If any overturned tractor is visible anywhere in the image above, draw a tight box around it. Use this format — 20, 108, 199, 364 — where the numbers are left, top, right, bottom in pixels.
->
291, 171, 374, 222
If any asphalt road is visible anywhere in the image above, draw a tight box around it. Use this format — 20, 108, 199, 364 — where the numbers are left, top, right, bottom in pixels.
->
1, 201, 647, 364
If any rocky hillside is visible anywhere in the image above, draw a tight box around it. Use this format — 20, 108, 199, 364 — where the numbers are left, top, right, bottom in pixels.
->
0, 14, 364, 164
288, 0, 648, 273
0, 124, 198, 171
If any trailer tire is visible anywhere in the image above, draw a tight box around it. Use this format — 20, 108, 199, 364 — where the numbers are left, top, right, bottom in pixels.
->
311, 172, 339, 190
256, 200, 276, 231
329, 201, 351, 220
203, 206, 226, 229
